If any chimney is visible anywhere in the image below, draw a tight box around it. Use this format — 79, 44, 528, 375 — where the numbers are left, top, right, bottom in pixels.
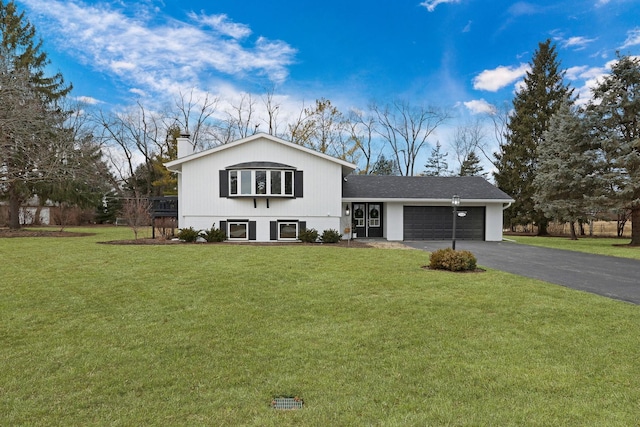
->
177, 132, 193, 158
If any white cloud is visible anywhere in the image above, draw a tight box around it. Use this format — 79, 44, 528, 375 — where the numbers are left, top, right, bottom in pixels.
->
472, 64, 530, 92
419, 0, 461, 12
621, 28, 640, 49
562, 36, 596, 50
20, 0, 296, 101
188, 12, 252, 39
75, 95, 100, 105
463, 99, 496, 115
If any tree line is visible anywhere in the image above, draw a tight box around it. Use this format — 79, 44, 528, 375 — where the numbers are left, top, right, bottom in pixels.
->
494, 40, 640, 245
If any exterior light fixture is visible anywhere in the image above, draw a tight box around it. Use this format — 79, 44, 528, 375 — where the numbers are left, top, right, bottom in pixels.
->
451, 195, 460, 250
345, 205, 350, 217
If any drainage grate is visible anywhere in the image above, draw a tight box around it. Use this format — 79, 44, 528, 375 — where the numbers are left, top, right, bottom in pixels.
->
271, 396, 304, 410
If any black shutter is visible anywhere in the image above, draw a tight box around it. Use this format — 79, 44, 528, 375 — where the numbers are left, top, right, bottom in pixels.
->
249, 221, 257, 240
270, 221, 277, 240
219, 221, 227, 239
219, 170, 228, 197
299, 221, 306, 231
294, 170, 303, 198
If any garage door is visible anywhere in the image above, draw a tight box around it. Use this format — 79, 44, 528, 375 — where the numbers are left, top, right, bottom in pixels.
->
403, 206, 485, 240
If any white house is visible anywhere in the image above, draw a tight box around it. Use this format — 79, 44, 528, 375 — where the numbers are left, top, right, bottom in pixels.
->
164, 133, 514, 242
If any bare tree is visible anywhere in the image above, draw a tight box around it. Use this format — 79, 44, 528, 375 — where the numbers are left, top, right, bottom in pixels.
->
347, 108, 379, 174
172, 89, 220, 150
121, 195, 151, 240
371, 100, 450, 176
95, 101, 165, 196
224, 92, 260, 142
451, 119, 487, 174
261, 86, 280, 136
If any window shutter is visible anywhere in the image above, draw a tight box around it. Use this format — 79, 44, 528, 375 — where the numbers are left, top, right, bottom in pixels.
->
249, 221, 257, 240
219, 221, 227, 239
299, 221, 306, 231
270, 221, 277, 240
219, 170, 228, 197
294, 170, 303, 198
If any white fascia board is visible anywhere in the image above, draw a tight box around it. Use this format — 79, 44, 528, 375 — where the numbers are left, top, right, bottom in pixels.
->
165, 133, 357, 174
342, 198, 515, 204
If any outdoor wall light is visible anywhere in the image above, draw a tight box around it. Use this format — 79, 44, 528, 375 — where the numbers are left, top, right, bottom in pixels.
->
345, 205, 350, 216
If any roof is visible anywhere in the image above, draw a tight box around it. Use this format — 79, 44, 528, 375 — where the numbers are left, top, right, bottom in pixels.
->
342, 175, 514, 202
165, 133, 357, 175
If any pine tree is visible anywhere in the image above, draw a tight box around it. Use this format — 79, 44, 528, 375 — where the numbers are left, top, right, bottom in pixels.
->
459, 151, 486, 177
0, 1, 72, 229
588, 55, 640, 246
423, 141, 450, 176
494, 39, 572, 234
369, 153, 400, 175
533, 99, 598, 239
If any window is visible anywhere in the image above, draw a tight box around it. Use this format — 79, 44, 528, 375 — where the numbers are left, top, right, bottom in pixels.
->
270, 170, 281, 195
279, 222, 298, 240
354, 203, 365, 228
228, 169, 294, 197
229, 171, 238, 195
240, 170, 252, 195
369, 204, 381, 227
228, 222, 248, 240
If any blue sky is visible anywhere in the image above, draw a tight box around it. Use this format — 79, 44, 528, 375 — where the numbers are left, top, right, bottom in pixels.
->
15, 0, 640, 170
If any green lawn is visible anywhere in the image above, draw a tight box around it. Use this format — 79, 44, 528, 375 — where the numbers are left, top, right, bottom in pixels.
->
2, 227, 639, 426
508, 235, 640, 260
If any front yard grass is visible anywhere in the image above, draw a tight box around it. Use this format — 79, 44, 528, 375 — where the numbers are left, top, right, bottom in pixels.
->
1, 227, 639, 426
509, 235, 640, 260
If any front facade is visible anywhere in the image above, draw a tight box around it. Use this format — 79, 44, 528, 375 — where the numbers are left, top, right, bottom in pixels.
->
165, 133, 514, 242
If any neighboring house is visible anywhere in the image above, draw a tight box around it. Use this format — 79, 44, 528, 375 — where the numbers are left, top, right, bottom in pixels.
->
164, 133, 514, 242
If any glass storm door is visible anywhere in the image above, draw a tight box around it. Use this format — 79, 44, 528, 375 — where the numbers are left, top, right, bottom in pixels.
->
352, 203, 383, 238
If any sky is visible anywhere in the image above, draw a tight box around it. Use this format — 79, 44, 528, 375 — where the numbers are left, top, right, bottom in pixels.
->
14, 0, 640, 173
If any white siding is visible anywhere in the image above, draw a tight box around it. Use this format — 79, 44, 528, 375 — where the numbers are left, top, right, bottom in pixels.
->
177, 136, 345, 241
485, 203, 505, 241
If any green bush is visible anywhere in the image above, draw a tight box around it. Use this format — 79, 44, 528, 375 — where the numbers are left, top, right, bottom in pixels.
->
320, 228, 342, 244
299, 227, 319, 243
177, 226, 201, 243
429, 248, 477, 272
202, 224, 226, 242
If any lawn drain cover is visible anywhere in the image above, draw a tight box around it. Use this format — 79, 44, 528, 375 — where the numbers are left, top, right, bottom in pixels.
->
271, 396, 303, 410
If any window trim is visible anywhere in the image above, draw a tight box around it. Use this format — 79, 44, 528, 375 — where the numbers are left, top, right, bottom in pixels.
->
227, 221, 249, 240
228, 169, 295, 197
278, 221, 299, 241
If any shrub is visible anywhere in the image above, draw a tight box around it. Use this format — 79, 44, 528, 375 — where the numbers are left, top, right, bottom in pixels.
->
320, 228, 342, 244
298, 227, 319, 243
177, 226, 201, 243
202, 224, 226, 242
429, 248, 477, 272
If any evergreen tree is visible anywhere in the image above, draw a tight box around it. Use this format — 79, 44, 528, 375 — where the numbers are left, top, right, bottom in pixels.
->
459, 151, 486, 177
369, 153, 400, 175
533, 99, 598, 239
423, 141, 450, 176
588, 55, 640, 246
493, 39, 572, 234
0, 1, 72, 229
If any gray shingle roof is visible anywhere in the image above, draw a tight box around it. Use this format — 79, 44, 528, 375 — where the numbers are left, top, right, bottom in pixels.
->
342, 175, 513, 201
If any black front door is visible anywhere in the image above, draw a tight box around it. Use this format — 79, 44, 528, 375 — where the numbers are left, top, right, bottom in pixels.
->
352, 203, 383, 238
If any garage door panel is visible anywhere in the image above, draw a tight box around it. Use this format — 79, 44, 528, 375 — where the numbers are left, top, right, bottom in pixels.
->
403, 206, 485, 240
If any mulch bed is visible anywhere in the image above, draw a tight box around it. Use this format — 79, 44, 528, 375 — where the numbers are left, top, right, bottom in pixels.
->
99, 238, 373, 248
0, 229, 95, 238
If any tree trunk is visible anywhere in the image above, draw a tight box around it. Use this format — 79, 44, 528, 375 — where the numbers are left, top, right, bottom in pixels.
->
569, 221, 578, 240
8, 184, 21, 230
536, 219, 549, 236
630, 207, 640, 246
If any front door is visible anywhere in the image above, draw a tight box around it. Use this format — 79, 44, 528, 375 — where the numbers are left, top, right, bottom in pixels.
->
352, 203, 383, 238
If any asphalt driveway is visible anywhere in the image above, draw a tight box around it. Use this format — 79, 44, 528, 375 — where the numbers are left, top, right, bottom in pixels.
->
403, 240, 640, 305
